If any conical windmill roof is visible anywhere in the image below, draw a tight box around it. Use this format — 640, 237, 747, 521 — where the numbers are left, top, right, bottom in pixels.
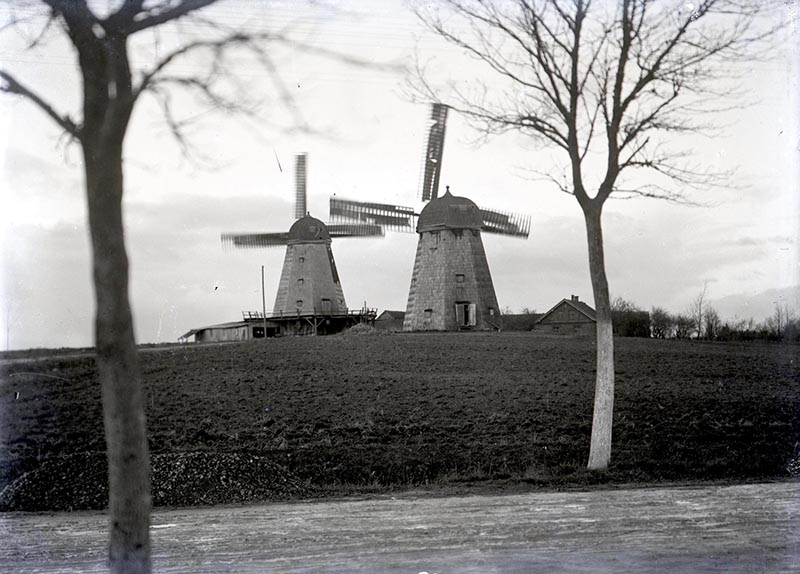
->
288, 214, 331, 242
417, 189, 483, 232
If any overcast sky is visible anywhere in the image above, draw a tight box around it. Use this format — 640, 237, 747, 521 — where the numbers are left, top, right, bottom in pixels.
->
1, 0, 798, 350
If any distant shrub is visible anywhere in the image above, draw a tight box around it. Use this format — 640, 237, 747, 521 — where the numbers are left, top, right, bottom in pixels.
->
341, 323, 383, 336
612, 310, 651, 338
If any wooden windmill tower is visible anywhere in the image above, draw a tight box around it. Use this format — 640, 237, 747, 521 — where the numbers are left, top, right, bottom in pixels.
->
221, 154, 382, 334
329, 104, 530, 331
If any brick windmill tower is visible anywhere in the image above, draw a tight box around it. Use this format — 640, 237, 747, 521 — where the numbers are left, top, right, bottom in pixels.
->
221, 154, 382, 334
329, 104, 530, 331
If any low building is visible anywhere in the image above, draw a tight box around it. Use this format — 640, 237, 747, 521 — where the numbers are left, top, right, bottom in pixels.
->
375, 310, 405, 332
179, 308, 376, 343
179, 315, 280, 343
535, 295, 596, 335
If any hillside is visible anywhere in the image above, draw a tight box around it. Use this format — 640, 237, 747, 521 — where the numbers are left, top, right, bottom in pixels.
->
1, 332, 799, 511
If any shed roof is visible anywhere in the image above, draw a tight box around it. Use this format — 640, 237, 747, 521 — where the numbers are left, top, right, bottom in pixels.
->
536, 297, 597, 324
377, 310, 406, 321
179, 320, 251, 341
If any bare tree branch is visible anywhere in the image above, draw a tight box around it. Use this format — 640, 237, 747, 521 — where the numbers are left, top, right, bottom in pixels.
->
0, 70, 80, 137
124, 0, 218, 34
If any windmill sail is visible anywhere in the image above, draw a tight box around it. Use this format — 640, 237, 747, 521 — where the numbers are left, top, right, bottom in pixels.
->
329, 197, 417, 232
295, 153, 307, 219
479, 208, 531, 238
328, 223, 385, 238
221, 232, 289, 249
419, 103, 449, 202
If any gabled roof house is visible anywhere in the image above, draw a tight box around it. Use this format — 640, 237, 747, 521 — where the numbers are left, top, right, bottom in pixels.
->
535, 295, 596, 335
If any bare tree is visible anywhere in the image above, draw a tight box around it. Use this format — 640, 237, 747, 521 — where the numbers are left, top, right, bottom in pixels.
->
0, 2, 382, 572
650, 306, 671, 339
673, 313, 695, 339
689, 282, 709, 339
412, 0, 781, 469
765, 302, 795, 339
611, 297, 639, 313
703, 306, 722, 340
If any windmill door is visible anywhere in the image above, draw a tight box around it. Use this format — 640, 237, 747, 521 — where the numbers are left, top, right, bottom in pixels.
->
455, 303, 477, 327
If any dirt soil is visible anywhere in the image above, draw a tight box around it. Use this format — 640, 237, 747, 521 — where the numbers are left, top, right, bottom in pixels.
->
1, 332, 799, 511
1, 481, 798, 573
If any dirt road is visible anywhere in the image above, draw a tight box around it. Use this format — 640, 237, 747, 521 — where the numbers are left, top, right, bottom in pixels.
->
2, 481, 798, 573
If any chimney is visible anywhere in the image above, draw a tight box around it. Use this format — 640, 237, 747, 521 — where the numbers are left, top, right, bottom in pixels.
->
571, 295, 579, 302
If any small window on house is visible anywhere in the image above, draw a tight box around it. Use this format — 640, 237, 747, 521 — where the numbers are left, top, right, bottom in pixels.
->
574, 325, 582, 333
424, 308, 433, 318
552, 325, 560, 333
297, 278, 304, 286
296, 300, 303, 308
455, 274, 465, 283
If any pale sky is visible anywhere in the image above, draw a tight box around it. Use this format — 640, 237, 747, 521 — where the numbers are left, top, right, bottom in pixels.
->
1, 0, 798, 350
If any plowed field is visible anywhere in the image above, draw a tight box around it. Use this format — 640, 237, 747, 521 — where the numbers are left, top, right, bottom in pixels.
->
1, 332, 798, 511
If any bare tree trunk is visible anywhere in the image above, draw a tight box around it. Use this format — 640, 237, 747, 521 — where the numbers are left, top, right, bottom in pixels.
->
84, 142, 152, 574
583, 204, 614, 471
68, 26, 152, 573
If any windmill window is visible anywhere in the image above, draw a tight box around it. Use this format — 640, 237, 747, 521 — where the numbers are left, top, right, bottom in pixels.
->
296, 300, 303, 308
489, 307, 495, 316
455, 274, 465, 283
298, 257, 305, 264
297, 278, 304, 286
424, 308, 433, 318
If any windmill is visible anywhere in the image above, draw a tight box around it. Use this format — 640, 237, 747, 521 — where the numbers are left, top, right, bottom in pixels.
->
221, 154, 382, 334
328, 103, 531, 331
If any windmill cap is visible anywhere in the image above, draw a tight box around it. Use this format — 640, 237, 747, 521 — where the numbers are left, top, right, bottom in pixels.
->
417, 189, 483, 232
288, 214, 331, 242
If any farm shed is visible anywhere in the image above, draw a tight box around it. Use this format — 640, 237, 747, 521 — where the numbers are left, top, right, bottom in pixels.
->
179, 318, 279, 343
179, 308, 377, 342
535, 295, 596, 335
375, 310, 405, 331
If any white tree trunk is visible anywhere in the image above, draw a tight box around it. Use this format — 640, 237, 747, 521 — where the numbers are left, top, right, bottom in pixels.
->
583, 205, 614, 471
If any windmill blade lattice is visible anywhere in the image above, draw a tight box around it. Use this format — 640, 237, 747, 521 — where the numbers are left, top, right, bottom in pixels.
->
295, 153, 307, 219
329, 197, 417, 232
479, 208, 531, 238
221, 232, 290, 249
419, 103, 449, 202
328, 224, 385, 238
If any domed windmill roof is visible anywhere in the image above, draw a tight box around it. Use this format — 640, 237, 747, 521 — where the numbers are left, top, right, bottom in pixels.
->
288, 214, 331, 242
417, 188, 483, 232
